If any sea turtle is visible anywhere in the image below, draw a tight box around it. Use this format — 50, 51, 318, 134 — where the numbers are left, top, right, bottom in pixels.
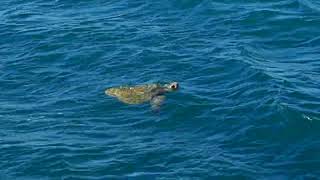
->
105, 82, 179, 110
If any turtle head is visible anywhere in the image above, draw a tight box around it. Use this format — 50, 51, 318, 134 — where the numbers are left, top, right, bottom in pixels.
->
163, 82, 179, 92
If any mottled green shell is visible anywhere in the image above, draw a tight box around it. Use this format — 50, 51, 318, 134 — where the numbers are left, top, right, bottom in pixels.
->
105, 83, 161, 104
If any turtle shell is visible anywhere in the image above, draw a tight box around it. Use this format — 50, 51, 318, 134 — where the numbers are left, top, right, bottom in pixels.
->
105, 84, 160, 104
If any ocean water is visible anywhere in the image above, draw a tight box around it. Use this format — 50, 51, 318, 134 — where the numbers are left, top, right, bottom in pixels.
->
1, 0, 320, 179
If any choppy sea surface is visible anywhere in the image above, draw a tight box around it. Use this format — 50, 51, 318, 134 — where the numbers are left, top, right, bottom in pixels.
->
1, 0, 320, 179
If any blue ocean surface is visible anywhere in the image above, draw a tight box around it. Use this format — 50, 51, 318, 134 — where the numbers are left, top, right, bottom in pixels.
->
1, 0, 320, 179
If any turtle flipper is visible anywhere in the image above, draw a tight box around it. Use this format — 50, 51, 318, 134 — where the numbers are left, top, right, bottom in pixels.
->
150, 95, 165, 111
